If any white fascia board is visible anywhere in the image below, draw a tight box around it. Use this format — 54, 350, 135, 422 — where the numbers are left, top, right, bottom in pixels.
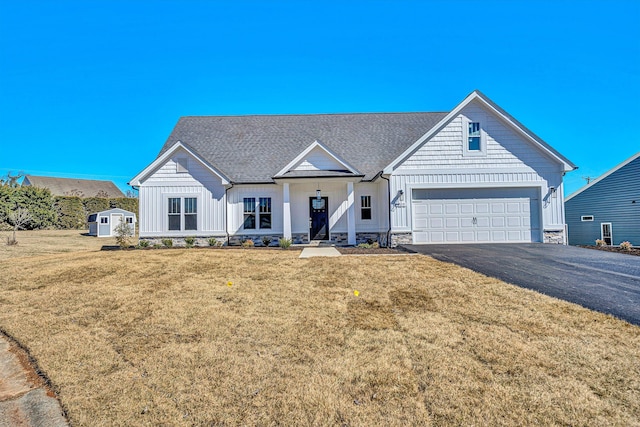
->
383, 90, 577, 174
565, 151, 640, 201
128, 141, 230, 186
274, 140, 360, 177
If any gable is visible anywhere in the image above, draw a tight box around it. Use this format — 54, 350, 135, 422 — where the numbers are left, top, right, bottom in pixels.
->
291, 146, 348, 172
274, 140, 360, 179
396, 100, 563, 173
566, 152, 640, 202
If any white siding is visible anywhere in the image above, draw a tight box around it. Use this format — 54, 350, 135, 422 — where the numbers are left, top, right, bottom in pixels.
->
138, 148, 226, 237
227, 185, 283, 234
391, 101, 565, 233
292, 146, 345, 171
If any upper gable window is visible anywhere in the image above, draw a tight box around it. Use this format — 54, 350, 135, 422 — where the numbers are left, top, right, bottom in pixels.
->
176, 157, 188, 173
463, 119, 486, 156
468, 122, 481, 151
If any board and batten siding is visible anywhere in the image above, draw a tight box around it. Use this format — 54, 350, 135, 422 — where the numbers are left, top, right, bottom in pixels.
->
391, 101, 566, 232
566, 156, 640, 245
228, 181, 388, 236
138, 150, 227, 237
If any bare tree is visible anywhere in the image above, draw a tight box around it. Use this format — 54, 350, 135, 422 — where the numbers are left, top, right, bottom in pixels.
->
0, 172, 24, 188
7, 207, 32, 245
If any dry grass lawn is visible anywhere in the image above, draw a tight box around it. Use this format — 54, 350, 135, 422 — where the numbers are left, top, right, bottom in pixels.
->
0, 232, 639, 426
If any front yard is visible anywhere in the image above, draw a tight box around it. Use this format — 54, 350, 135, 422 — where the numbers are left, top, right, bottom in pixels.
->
0, 232, 638, 425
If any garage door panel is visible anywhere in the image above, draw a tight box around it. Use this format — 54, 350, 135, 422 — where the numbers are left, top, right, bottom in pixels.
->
412, 188, 540, 244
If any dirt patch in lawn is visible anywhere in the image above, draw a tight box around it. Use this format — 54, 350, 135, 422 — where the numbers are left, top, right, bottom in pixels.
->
0, 249, 638, 426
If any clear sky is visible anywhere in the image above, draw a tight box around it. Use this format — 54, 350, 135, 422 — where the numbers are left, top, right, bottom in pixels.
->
1, 0, 638, 197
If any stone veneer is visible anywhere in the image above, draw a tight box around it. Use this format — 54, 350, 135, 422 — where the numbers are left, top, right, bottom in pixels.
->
389, 232, 413, 247
543, 230, 565, 244
139, 236, 227, 247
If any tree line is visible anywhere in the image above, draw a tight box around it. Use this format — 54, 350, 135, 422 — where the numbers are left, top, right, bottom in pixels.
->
0, 182, 138, 231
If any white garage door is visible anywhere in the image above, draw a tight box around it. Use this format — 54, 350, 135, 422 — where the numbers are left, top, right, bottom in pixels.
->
412, 188, 540, 244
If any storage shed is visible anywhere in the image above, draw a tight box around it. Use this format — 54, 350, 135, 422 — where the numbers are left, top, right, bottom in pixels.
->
88, 208, 136, 237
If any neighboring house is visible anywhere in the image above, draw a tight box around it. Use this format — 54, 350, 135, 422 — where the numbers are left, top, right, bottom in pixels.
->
565, 152, 640, 246
88, 208, 137, 237
129, 90, 576, 246
23, 175, 125, 198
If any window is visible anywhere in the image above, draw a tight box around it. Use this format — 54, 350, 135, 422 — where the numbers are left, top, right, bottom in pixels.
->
100, 217, 108, 224
259, 197, 272, 229
361, 195, 372, 220
176, 157, 188, 173
581, 215, 594, 222
243, 198, 256, 229
168, 197, 197, 231
126, 217, 133, 224
468, 122, 481, 151
168, 198, 181, 230
243, 197, 272, 230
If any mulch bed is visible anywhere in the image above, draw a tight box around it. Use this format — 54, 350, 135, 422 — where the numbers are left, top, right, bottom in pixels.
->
578, 245, 640, 257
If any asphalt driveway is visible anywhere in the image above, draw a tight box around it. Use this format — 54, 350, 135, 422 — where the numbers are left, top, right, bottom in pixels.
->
402, 244, 640, 326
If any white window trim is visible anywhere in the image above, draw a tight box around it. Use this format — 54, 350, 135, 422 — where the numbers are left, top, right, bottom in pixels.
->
243, 197, 272, 231
163, 194, 201, 233
100, 216, 109, 224
600, 222, 613, 245
360, 195, 372, 220
581, 215, 594, 222
462, 118, 487, 157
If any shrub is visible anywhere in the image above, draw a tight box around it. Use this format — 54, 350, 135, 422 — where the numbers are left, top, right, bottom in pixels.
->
357, 242, 372, 249
261, 236, 272, 247
138, 240, 150, 248
241, 239, 254, 248
372, 241, 380, 249
152, 243, 162, 249
278, 238, 292, 249
185, 236, 196, 248
595, 239, 606, 246
114, 220, 134, 249
161, 238, 173, 248
620, 241, 633, 251
208, 237, 221, 247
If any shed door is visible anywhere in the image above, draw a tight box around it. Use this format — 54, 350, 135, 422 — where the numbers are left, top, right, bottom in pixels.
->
412, 188, 540, 244
111, 214, 124, 236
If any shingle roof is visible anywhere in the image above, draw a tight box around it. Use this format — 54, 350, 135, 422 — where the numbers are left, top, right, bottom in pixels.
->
23, 176, 125, 198
158, 112, 448, 182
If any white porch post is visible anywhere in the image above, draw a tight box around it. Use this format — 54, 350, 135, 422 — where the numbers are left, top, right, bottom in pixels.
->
283, 183, 292, 240
347, 181, 356, 245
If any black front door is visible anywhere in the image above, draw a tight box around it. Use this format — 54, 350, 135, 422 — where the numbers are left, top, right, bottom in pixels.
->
309, 197, 329, 240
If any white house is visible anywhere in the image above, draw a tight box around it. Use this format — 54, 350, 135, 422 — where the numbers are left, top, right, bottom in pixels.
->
88, 208, 136, 237
129, 91, 576, 246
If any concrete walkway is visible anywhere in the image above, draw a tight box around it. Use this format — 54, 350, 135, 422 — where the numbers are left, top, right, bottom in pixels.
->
0, 334, 68, 427
299, 247, 342, 258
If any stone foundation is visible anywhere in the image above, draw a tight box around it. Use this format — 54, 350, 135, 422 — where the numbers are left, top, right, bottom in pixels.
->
389, 232, 413, 247
228, 234, 282, 247
140, 235, 227, 247
543, 230, 565, 244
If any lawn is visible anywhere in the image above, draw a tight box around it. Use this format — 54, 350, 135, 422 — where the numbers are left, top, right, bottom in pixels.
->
0, 232, 638, 426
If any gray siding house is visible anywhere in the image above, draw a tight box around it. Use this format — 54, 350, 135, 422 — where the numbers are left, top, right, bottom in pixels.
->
565, 152, 640, 246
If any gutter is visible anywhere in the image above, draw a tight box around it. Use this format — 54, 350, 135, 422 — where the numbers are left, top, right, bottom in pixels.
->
380, 174, 392, 248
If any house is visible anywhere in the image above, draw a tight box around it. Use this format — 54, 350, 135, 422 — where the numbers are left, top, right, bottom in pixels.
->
129, 90, 576, 246
565, 152, 639, 246
23, 175, 125, 198
88, 208, 137, 237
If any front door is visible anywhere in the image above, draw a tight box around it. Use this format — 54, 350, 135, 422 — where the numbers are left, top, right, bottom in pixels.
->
601, 223, 613, 245
309, 197, 329, 240
111, 214, 124, 235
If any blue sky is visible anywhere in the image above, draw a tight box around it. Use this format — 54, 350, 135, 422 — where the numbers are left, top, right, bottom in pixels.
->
1, 0, 638, 197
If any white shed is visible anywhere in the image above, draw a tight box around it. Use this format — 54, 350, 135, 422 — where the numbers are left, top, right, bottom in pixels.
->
88, 208, 136, 237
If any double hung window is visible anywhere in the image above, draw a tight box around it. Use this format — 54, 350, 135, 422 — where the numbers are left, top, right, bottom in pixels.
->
168, 197, 197, 231
468, 122, 481, 151
361, 195, 372, 220
244, 197, 272, 230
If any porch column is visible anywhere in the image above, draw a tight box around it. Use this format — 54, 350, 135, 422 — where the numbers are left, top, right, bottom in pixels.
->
283, 183, 292, 240
347, 181, 356, 245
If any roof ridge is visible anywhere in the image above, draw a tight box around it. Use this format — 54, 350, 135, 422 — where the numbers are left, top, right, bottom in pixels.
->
178, 111, 449, 119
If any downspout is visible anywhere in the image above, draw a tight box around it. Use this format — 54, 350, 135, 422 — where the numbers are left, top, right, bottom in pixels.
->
225, 183, 233, 246
380, 174, 392, 248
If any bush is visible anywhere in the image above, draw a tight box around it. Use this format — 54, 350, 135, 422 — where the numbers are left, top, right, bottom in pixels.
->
261, 236, 272, 247
185, 236, 196, 248
241, 239, 254, 248
162, 238, 173, 248
208, 238, 222, 247
620, 241, 633, 251
278, 238, 292, 249
595, 239, 606, 246
138, 240, 150, 248
114, 220, 133, 249
357, 242, 372, 249
54, 196, 86, 229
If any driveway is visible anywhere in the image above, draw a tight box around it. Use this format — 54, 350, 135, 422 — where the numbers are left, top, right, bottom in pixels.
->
401, 244, 640, 326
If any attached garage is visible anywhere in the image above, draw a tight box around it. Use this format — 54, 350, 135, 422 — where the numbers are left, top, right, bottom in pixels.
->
411, 188, 541, 244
